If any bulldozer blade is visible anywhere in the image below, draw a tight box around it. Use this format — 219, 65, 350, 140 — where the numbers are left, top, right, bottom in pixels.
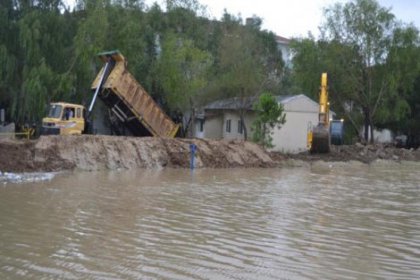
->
310, 126, 330, 154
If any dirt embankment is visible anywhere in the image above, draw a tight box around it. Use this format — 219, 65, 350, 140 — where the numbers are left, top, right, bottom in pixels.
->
0, 135, 274, 172
278, 143, 420, 164
1, 136, 419, 173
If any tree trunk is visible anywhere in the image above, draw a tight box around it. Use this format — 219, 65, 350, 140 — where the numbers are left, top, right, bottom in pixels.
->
189, 97, 195, 138
363, 107, 370, 143
262, 123, 267, 147
369, 118, 375, 144
189, 109, 195, 138
241, 113, 248, 141
182, 115, 191, 138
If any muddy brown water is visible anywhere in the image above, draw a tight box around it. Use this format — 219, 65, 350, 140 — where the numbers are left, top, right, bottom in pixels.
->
1, 162, 419, 279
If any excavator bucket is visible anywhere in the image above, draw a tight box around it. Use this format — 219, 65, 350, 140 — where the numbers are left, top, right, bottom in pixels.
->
310, 125, 330, 153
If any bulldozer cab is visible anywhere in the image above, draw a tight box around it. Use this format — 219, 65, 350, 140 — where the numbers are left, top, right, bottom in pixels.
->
42, 102, 86, 135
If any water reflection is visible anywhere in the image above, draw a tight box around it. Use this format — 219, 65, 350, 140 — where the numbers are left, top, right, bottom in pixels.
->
1, 163, 419, 279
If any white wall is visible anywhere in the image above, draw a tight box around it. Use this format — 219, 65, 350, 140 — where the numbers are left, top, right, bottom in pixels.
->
222, 111, 255, 140
359, 127, 393, 143
271, 111, 318, 153
203, 115, 223, 139
198, 95, 321, 153
270, 96, 319, 153
194, 119, 204, 138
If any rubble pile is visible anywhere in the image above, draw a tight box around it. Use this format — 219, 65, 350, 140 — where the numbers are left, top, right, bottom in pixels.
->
282, 143, 420, 163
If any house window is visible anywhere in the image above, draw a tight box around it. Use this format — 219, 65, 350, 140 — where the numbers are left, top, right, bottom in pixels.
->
199, 120, 204, 132
226, 119, 231, 133
238, 120, 243, 134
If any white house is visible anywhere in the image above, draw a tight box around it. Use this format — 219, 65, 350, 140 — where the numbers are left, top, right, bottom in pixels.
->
194, 97, 256, 141
271, 95, 319, 153
195, 94, 322, 153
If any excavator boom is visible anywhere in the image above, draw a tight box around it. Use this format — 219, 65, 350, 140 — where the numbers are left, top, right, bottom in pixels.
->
310, 73, 330, 153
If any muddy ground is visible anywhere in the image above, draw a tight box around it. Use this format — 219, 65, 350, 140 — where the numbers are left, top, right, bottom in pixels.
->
0, 135, 274, 172
273, 143, 420, 164
0, 135, 419, 173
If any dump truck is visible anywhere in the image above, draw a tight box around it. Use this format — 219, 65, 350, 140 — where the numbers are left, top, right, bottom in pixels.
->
42, 50, 179, 137
41, 102, 87, 135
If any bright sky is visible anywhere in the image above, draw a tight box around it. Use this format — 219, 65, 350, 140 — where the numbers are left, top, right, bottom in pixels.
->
65, 0, 420, 39
189, 0, 420, 38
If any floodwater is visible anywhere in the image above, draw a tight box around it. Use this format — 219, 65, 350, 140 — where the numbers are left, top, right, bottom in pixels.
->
0, 162, 419, 279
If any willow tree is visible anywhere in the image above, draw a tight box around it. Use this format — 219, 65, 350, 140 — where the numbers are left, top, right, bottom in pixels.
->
156, 32, 213, 136
215, 15, 283, 140
0, 0, 19, 117
72, 0, 110, 105
1, 0, 75, 124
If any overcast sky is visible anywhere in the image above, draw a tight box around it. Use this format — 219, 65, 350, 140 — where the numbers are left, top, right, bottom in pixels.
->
65, 0, 420, 38
184, 0, 420, 38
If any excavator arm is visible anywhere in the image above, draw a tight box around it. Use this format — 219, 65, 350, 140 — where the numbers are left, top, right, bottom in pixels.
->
309, 73, 331, 153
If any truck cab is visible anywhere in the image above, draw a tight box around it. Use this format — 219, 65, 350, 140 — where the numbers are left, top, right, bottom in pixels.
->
42, 102, 86, 135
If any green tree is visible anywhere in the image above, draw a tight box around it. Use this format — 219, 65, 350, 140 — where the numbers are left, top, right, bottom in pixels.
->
252, 92, 286, 148
290, 38, 363, 137
73, 0, 109, 105
0, 0, 300, 138
379, 27, 420, 145
156, 32, 212, 136
291, 0, 420, 143
0, 0, 19, 115
4, 0, 75, 124
323, 0, 406, 143
215, 15, 283, 140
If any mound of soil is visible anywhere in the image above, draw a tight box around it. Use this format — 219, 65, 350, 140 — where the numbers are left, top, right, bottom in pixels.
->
1, 136, 419, 173
276, 143, 420, 163
0, 135, 274, 173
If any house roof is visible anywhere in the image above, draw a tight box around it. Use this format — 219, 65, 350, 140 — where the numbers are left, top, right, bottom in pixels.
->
203, 94, 337, 117
204, 96, 257, 110
275, 35, 291, 45
276, 94, 319, 107
204, 94, 322, 112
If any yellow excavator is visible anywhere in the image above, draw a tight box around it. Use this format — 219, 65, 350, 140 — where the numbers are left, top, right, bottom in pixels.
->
308, 73, 331, 153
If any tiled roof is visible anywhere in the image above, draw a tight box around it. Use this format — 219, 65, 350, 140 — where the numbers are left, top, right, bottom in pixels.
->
275, 35, 291, 45
204, 96, 257, 110
205, 94, 313, 110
